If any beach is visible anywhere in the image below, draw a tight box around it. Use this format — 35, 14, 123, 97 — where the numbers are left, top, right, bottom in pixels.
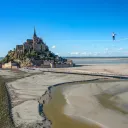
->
1, 69, 100, 127
0, 64, 128, 128
63, 81, 128, 128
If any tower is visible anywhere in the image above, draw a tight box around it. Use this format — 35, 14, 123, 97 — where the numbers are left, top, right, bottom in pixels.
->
32, 27, 44, 52
33, 27, 38, 50
33, 27, 37, 38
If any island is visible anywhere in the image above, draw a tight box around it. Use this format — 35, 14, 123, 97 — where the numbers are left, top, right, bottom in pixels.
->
0, 28, 74, 69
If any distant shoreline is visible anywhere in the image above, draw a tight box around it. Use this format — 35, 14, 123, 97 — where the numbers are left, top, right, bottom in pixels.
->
66, 57, 128, 65
65, 56, 128, 58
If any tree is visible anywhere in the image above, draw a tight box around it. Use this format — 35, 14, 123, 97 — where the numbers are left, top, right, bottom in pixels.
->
30, 50, 37, 58
1, 55, 9, 63
26, 52, 31, 58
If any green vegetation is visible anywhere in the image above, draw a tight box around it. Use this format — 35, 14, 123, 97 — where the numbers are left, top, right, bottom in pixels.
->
0, 47, 63, 66
0, 29, 71, 67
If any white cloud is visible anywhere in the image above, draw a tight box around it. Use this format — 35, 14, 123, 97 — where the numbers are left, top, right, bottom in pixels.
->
52, 45, 56, 49
70, 52, 80, 55
69, 51, 104, 56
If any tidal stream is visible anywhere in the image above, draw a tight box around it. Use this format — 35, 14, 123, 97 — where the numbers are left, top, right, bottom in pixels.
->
44, 83, 100, 128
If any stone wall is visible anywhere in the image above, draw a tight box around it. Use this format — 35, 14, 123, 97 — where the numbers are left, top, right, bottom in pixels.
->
11, 66, 18, 69
32, 60, 43, 66
16, 45, 23, 52
41, 43, 46, 51
67, 59, 73, 65
2, 62, 18, 69
43, 61, 51, 65
33, 43, 42, 52
26, 39, 33, 43
41, 64, 51, 68
55, 64, 72, 68
40, 63, 73, 68
23, 43, 32, 51
2, 62, 11, 69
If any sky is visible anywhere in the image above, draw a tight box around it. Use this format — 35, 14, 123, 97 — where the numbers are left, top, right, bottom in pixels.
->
0, 0, 128, 57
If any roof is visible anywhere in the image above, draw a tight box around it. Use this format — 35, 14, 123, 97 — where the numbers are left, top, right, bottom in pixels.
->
16, 45, 23, 48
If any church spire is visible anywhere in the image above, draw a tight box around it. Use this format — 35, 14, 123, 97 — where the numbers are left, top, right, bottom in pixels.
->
33, 27, 37, 37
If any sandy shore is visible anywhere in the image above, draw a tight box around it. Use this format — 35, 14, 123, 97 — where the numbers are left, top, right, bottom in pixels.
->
34, 64, 128, 76
2, 69, 100, 127
63, 81, 128, 128
1, 64, 128, 128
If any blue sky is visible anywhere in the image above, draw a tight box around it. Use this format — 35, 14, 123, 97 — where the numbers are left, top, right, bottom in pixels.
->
0, 0, 128, 57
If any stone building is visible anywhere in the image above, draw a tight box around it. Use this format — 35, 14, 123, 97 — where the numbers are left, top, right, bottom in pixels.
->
33, 28, 48, 52
16, 45, 24, 53
16, 45, 24, 58
23, 39, 33, 52
16, 28, 48, 54
2, 61, 19, 69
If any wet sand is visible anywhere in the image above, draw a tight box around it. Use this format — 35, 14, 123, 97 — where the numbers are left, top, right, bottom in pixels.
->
4, 69, 100, 127
1, 64, 128, 128
63, 81, 128, 128
44, 84, 100, 128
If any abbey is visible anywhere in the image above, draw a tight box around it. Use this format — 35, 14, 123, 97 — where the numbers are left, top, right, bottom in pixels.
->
16, 28, 48, 54
1, 28, 74, 68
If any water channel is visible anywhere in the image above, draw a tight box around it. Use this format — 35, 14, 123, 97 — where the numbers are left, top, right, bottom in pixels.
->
44, 83, 100, 128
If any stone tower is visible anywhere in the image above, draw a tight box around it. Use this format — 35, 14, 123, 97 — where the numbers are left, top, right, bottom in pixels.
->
33, 27, 38, 50
33, 27, 37, 38
32, 27, 44, 52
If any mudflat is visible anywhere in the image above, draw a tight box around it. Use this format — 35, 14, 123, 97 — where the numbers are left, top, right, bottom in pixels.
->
1, 69, 100, 127
1, 64, 128, 128
63, 81, 128, 128
44, 84, 101, 128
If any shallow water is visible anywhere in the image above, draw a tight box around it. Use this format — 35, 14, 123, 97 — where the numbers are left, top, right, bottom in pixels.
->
68, 57, 128, 65
44, 84, 100, 128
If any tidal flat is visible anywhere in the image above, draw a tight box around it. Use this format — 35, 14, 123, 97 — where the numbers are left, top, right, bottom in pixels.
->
44, 84, 100, 128
44, 80, 128, 128
1, 64, 128, 128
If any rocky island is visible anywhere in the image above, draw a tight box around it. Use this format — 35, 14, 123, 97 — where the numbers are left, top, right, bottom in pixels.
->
0, 28, 73, 68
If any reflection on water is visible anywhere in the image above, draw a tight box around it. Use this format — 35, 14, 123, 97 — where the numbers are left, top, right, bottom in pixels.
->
44, 85, 100, 128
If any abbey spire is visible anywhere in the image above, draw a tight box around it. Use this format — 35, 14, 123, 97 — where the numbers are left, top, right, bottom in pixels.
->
33, 27, 37, 38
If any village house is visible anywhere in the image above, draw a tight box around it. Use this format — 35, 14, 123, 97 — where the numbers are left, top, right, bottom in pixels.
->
40, 59, 74, 68
2, 61, 19, 69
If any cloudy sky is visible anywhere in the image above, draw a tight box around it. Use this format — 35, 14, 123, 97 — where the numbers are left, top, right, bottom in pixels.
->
0, 0, 128, 57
